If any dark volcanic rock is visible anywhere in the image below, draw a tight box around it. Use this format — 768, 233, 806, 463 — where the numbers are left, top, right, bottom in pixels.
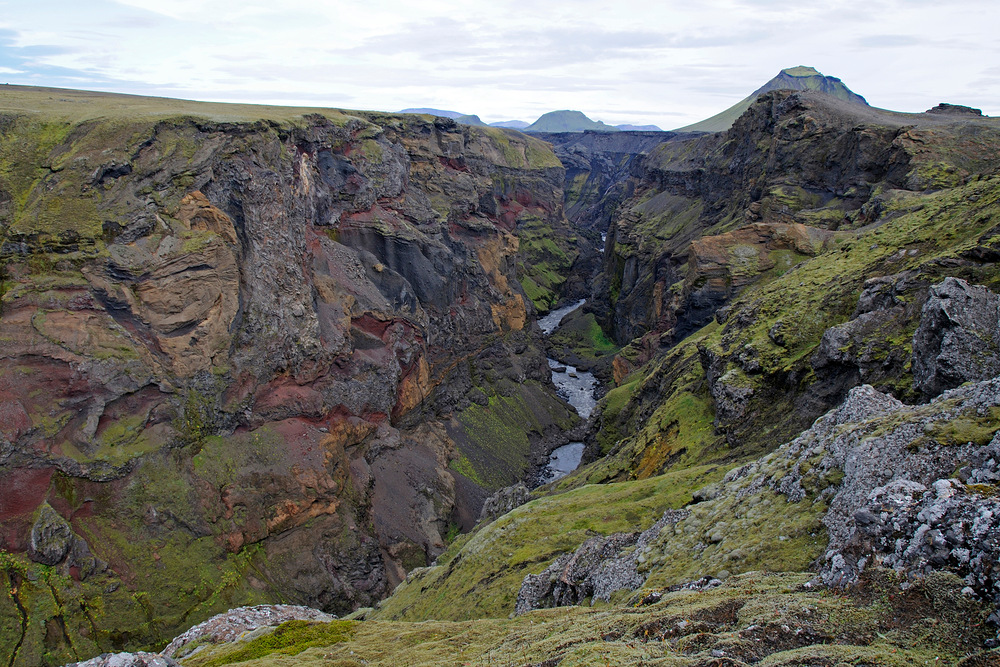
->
927, 103, 984, 116
912, 277, 1000, 397
810, 271, 927, 397
28, 503, 73, 566
0, 101, 580, 661
596, 90, 1000, 347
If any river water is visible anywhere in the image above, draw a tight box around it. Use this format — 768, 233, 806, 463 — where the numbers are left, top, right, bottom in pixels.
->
538, 300, 598, 482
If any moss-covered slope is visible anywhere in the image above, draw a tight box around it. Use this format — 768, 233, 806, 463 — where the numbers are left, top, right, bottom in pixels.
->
174, 571, 995, 666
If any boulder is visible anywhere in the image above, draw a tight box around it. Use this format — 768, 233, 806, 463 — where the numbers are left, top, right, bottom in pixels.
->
162, 604, 335, 659
912, 277, 1000, 397
28, 504, 73, 566
515, 509, 690, 614
478, 483, 530, 524
63, 653, 178, 667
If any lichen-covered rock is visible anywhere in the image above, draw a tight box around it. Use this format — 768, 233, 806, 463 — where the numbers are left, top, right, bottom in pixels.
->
810, 271, 924, 389
847, 477, 1000, 606
758, 377, 1000, 598
63, 653, 178, 667
515, 509, 690, 614
478, 482, 531, 524
162, 604, 335, 659
913, 277, 1000, 397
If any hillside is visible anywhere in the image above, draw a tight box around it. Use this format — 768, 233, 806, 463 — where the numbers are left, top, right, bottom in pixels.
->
677, 65, 869, 133
3, 82, 1000, 667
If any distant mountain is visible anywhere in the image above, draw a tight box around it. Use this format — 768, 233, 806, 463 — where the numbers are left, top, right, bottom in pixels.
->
399, 107, 465, 119
676, 66, 868, 133
456, 114, 488, 127
490, 120, 530, 129
524, 110, 619, 133
399, 108, 490, 127
399, 109, 660, 133
615, 124, 663, 132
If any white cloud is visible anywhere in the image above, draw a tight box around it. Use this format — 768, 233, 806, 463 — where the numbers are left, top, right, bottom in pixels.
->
0, 0, 997, 127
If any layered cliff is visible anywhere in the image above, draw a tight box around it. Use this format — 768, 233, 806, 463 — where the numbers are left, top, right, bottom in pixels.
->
0, 87, 580, 664
600, 91, 1000, 358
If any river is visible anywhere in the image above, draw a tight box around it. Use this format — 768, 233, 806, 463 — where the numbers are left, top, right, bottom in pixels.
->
538, 300, 598, 482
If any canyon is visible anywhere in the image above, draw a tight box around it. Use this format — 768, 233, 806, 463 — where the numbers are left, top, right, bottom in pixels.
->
1, 78, 999, 666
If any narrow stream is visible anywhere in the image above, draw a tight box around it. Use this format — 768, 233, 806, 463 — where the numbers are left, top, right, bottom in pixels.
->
538, 300, 598, 482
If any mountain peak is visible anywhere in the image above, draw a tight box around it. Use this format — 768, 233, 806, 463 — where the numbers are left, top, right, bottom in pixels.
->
781, 65, 822, 77
676, 66, 867, 133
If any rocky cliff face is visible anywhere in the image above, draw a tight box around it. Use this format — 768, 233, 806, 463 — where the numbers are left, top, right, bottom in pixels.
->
0, 93, 580, 664
532, 131, 681, 231
597, 90, 1000, 371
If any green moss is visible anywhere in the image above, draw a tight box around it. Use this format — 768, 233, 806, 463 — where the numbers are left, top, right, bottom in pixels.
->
641, 484, 827, 589
651, 176, 1000, 455
911, 160, 965, 190
518, 275, 549, 311
925, 407, 1000, 447
585, 328, 722, 482
358, 139, 383, 163
448, 451, 483, 486
594, 379, 641, 455
547, 310, 619, 366
186, 620, 355, 667
766, 248, 810, 278
453, 388, 551, 490
629, 192, 705, 253
375, 465, 723, 622
480, 127, 561, 170
766, 184, 823, 211
514, 216, 577, 312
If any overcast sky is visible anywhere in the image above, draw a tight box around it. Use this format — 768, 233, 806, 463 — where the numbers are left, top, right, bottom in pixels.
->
1, 0, 997, 129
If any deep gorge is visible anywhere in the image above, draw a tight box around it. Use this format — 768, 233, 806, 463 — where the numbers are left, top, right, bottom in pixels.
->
2, 85, 1000, 666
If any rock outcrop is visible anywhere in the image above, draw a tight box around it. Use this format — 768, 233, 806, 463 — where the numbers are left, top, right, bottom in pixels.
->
515, 509, 690, 613
598, 90, 1000, 349
162, 605, 335, 660
478, 482, 531, 524
912, 277, 1000, 397
0, 91, 580, 664
509, 372, 1000, 617
64, 653, 179, 667
759, 377, 1000, 604
587, 92, 1000, 480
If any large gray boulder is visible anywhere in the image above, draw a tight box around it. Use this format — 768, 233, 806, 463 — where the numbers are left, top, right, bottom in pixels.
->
63, 653, 178, 667
162, 604, 335, 660
912, 277, 1000, 397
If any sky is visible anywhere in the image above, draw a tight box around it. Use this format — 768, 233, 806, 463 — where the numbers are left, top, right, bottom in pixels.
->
1, 0, 998, 129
